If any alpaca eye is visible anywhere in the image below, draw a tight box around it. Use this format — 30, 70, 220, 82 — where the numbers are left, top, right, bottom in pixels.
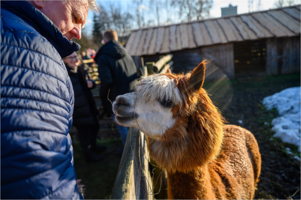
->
159, 99, 174, 108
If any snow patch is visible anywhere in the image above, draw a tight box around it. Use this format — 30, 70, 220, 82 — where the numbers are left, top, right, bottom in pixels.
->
263, 87, 301, 152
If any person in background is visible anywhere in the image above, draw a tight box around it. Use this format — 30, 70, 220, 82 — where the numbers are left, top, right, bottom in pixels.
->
63, 52, 106, 162
94, 30, 139, 149
1, 0, 97, 199
90, 49, 96, 59
81, 50, 91, 60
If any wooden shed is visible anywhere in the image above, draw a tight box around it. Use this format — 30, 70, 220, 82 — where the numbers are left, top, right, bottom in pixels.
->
126, 5, 300, 78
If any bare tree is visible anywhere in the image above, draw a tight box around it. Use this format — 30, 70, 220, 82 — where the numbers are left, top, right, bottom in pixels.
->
118, 11, 134, 42
248, 0, 254, 12
195, 0, 213, 20
274, 0, 301, 7
164, 0, 173, 24
133, 0, 147, 28
257, 0, 262, 11
274, 0, 285, 7
149, 0, 162, 26
171, 0, 213, 22
95, 2, 134, 43
108, 3, 123, 34
97, 4, 110, 32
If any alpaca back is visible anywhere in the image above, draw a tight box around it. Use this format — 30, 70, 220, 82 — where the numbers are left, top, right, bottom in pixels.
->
208, 124, 261, 199
163, 124, 261, 199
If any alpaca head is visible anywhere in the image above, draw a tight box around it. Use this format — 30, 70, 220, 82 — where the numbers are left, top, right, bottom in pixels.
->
113, 61, 224, 172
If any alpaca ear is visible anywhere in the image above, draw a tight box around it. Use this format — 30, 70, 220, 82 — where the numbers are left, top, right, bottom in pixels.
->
190, 61, 206, 91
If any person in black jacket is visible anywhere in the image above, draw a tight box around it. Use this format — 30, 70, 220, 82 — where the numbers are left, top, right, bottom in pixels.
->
63, 52, 106, 162
94, 30, 139, 146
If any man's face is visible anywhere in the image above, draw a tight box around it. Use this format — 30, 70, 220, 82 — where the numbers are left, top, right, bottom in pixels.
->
39, 0, 89, 40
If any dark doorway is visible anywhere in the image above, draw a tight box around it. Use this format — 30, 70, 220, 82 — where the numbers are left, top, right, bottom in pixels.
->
234, 39, 266, 77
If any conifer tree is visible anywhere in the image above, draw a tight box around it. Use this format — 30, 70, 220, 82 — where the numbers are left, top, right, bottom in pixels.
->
92, 13, 103, 47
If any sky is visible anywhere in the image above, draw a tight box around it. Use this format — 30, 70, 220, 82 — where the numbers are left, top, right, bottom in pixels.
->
83, 0, 283, 36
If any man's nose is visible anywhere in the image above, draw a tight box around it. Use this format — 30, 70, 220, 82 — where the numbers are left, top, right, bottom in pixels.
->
77, 26, 82, 39
71, 25, 82, 40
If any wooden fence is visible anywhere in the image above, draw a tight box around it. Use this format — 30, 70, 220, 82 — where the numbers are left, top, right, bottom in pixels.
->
110, 128, 153, 199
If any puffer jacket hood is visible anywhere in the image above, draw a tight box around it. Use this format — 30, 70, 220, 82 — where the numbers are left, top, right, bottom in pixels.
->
94, 40, 126, 61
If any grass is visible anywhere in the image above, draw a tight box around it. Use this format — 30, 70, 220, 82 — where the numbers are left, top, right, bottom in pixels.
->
73, 137, 123, 199
255, 104, 300, 159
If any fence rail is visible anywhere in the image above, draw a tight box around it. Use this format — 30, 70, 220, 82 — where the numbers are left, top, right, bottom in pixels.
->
111, 128, 153, 199
144, 54, 173, 76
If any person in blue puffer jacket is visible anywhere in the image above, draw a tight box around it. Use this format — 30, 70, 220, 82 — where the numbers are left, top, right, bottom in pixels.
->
1, 1, 98, 199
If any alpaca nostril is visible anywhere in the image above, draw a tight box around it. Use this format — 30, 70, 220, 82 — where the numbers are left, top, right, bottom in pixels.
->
116, 96, 130, 106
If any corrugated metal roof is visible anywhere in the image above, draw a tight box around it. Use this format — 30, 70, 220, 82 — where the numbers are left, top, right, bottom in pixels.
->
126, 5, 300, 56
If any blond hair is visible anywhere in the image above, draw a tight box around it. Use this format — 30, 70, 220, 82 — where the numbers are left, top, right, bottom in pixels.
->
61, 0, 99, 12
103, 30, 118, 41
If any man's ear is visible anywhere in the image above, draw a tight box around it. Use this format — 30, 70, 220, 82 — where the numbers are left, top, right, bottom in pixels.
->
30, 0, 46, 9
189, 61, 206, 91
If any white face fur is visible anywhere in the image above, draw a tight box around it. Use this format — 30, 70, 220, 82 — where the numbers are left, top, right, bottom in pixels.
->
112, 75, 184, 139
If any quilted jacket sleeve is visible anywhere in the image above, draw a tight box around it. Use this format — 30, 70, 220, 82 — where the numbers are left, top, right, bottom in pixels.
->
0, 10, 82, 199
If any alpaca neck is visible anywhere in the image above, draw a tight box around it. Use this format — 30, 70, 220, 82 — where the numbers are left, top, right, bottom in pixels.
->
166, 165, 215, 199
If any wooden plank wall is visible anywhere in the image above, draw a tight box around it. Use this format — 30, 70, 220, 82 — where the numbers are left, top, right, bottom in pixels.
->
142, 43, 234, 79
140, 36, 299, 78
125, 5, 300, 78
143, 49, 203, 74
266, 36, 300, 75
201, 43, 234, 79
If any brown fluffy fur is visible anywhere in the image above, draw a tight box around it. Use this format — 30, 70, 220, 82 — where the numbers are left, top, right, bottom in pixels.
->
146, 62, 261, 199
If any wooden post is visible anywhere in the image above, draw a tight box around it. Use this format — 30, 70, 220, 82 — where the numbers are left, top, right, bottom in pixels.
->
159, 61, 173, 74
146, 62, 155, 75
111, 128, 154, 199
153, 54, 173, 73
141, 66, 148, 77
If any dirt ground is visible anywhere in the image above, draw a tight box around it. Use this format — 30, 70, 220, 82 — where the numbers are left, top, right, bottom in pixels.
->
73, 73, 300, 199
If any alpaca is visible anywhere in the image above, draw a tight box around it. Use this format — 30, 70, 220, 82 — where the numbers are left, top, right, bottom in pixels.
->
112, 61, 261, 199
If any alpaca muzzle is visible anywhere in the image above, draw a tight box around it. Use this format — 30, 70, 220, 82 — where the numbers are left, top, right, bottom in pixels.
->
113, 93, 138, 126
